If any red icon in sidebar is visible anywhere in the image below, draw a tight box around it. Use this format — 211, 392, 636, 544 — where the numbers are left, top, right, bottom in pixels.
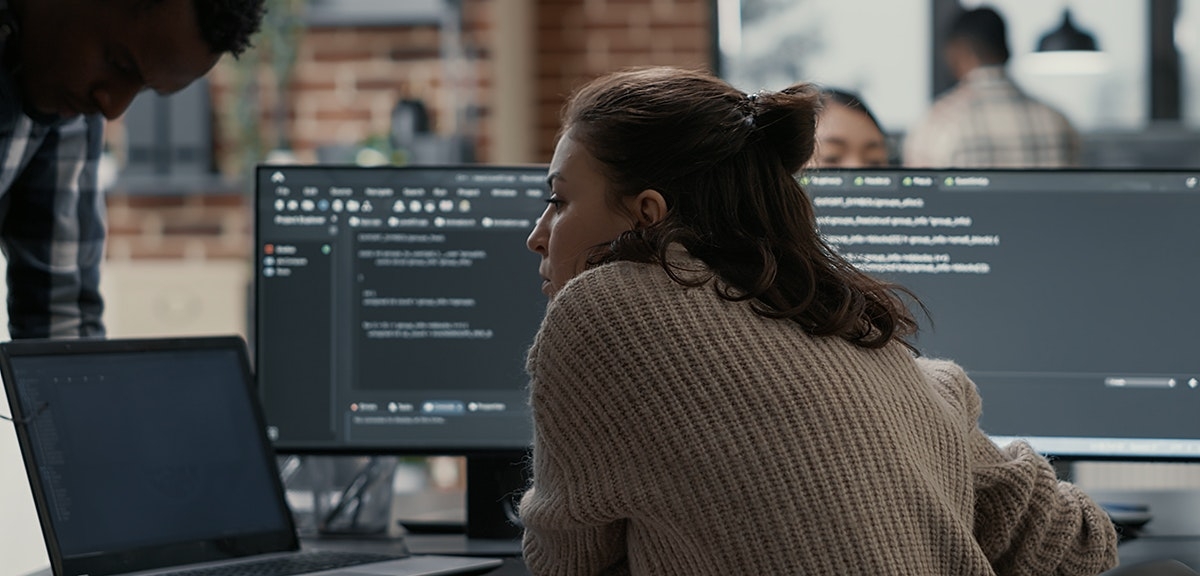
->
264, 244, 274, 255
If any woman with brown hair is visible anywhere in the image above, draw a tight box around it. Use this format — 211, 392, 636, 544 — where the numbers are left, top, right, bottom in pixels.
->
520, 66, 1116, 575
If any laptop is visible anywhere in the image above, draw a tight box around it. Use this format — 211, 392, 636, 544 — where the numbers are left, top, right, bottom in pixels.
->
0, 335, 503, 576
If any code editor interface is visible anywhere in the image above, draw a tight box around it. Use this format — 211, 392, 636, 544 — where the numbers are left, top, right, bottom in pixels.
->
806, 170, 1200, 457
257, 167, 547, 450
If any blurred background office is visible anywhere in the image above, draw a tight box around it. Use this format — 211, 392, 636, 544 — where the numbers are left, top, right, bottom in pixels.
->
3, 1, 1200, 574
722, 0, 1200, 167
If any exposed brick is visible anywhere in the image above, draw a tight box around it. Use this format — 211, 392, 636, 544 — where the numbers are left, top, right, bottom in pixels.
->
198, 194, 248, 208
388, 46, 442, 60
310, 47, 378, 63
122, 196, 188, 209
292, 78, 337, 92
204, 242, 254, 260
206, 0, 716, 208
106, 223, 146, 238
314, 107, 373, 122
162, 222, 225, 237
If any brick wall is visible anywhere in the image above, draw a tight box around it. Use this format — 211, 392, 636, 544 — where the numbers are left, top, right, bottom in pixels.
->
111, 0, 713, 267
533, 0, 712, 158
203, 0, 711, 175
106, 194, 251, 261
207, 0, 495, 175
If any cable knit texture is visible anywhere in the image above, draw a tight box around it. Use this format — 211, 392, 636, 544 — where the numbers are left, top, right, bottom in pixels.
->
520, 258, 1117, 575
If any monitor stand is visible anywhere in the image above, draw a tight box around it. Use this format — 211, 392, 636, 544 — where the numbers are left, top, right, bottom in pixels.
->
399, 452, 527, 557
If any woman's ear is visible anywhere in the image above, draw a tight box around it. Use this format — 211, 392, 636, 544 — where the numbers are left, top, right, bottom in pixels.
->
628, 189, 668, 228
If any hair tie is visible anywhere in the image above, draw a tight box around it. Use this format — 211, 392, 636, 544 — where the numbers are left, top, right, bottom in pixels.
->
743, 92, 760, 129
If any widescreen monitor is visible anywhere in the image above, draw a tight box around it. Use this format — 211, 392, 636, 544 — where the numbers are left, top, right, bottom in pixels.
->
255, 165, 548, 538
806, 168, 1200, 460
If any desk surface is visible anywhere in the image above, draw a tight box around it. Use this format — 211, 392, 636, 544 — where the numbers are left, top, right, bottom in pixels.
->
1105, 538, 1200, 574
405, 534, 1200, 576
19, 489, 1200, 576
18, 534, 1200, 576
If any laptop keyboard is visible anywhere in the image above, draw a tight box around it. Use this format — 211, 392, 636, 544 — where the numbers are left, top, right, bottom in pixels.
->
169, 550, 406, 576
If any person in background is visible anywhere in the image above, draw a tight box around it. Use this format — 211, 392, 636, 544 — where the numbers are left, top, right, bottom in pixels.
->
811, 88, 890, 168
519, 66, 1117, 575
0, 0, 265, 338
904, 6, 1080, 168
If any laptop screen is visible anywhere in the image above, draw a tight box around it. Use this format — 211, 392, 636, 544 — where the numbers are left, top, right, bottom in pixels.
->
1, 337, 297, 575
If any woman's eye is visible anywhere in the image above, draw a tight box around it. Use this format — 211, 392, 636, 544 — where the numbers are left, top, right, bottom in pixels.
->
544, 196, 564, 208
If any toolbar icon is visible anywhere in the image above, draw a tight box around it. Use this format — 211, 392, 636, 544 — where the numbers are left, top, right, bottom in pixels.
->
271, 171, 285, 183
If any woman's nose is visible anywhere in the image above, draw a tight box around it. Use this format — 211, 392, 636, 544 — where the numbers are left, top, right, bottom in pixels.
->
527, 213, 549, 255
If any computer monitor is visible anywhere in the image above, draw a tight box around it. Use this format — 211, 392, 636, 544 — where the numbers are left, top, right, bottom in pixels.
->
805, 168, 1200, 461
254, 165, 549, 539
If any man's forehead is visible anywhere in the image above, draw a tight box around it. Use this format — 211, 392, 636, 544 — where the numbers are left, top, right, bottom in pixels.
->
147, 50, 220, 95
133, 0, 219, 94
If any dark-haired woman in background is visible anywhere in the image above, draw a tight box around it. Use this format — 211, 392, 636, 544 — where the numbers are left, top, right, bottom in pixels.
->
811, 88, 890, 168
520, 66, 1116, 576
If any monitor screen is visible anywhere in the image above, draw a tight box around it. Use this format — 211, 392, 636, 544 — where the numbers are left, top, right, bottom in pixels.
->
805, 168, 1200, 460
254, 165, 547, 454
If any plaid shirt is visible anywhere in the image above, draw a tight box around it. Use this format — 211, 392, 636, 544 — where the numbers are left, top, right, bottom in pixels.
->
1, 6, 107, 338
903, 66, 1080, 168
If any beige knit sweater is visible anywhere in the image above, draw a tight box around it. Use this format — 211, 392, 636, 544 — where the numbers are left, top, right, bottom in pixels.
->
519, 259, 1118, 575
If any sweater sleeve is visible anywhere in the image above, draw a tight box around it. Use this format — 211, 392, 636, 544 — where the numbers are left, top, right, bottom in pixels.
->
519, 268, 643, 576
918, 359, 1118, 576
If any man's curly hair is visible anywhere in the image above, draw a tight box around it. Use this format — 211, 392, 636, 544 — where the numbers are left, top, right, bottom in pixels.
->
190, 0, 267, 57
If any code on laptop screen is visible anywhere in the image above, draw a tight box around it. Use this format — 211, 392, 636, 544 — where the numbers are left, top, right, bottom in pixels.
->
8, 347, 290, 556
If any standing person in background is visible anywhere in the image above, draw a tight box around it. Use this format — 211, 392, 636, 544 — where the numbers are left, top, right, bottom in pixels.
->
0, 0, 265, 338
519, 66, 1117, 576
811, 88, 891, 168
904, 6, 1080, 168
